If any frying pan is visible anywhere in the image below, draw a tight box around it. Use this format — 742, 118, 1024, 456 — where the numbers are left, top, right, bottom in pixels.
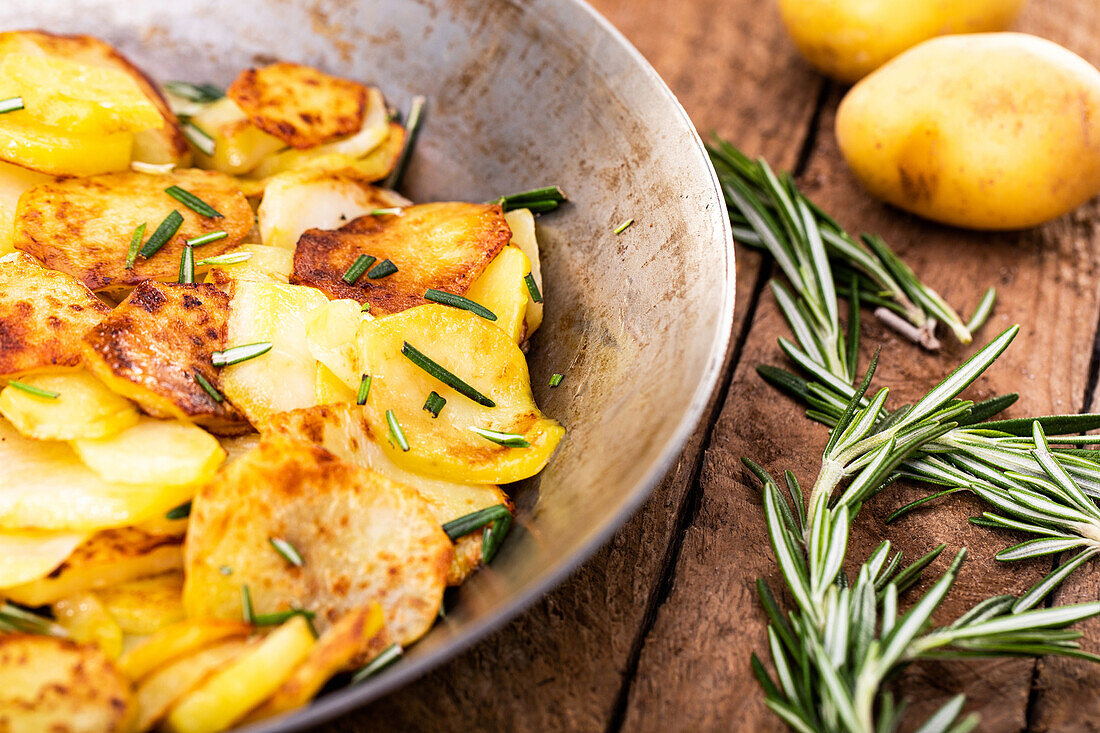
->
0, 0, 736, 729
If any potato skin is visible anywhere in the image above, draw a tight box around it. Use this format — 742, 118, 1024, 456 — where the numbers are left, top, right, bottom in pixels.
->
836, 33, 1100, 230
778, 0, 1024, 82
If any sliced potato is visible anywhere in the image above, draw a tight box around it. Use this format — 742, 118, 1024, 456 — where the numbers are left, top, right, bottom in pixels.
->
118, 618, 252, 681
190, 97, 285, 175
205, 243, 293, 283
357, 305, 564, 483
0, 162, 50, 255
218, 432, 262, 466
293, 202, 512, 315
135, 638, 251, 733
219, 280, 329, 425
0, 252, 110, 377
52, 593, 124, 659
316, 363, 357, 405
82, 281, 249, 434
73, 418, 226, 488
0, 117, 132, 176
305, 297, 364, 389
14, 168, 253, 291
184, 437, 451, 650
0, 529, 88, 588
504, 208, 544, 335
0, 370, 139, 440
244, 604, 384, 723
164, 615, 315, 733
95, 571, 185, 635
465, 245, 531, 343
3, 525, 183, 606
0, 634, 136, 733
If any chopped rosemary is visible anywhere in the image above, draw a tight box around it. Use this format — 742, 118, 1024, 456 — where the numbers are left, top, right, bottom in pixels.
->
495, 186, 567, 213
383, 94, 426, 190
386, 409, 410, 451
164, 81, 225, 103
139, 210, 184, 259
6, 380, 59, 399
401, 342, 495, 407
482, 513, 512, 563
211, 342, 273, 367
186, 230, 228, 247
614, 218, 634, 234
471, 426, 531, 448
442, 504, 511, 540
367, 259, 398, 279
549, 373, 564, 387
423, 391, 446, 418
125, 223, 147, 270
193, 371, 224, 402
357, 374, 372, 405
368, 207, 404, 216
182, 120, 216, 156
269, 537, 304, 567
524, 272, 543, 303
342, 254, 377, 284
195, 251, 252, 267
424, 288, 497, 321
252, 608, 316, 627
241, 585, 255, 624
165, 185, 223, 218
165, 501, 191, 520
178, 244, 194, 283
351, 643, 403, 683
0, 96, 24, 115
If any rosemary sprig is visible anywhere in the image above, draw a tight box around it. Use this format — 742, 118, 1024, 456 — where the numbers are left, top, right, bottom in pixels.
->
494, 186, 567, 213
384, 95, 425, 191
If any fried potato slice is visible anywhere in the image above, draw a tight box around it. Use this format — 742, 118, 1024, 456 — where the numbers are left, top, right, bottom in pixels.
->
0, 117, 133, 177
0, 529, 88, 588
52, 593, 124, 659
0, 162, 50, 256
0, 370, 139, 440
0, 634, 136, 733
0, 252, 110, 377
243, 604, 384, 724
82, 282, 250, 434
3, 526, 184, 606
305, 298, 364, 389
73, 417, 226, 488
14, 169, 252, 291
184, 437, 451, 649
316, 363, 357, 405
357, 304, 564, 483
135, 638, 251, 733
503, 208, 544, 335
164, 615, 315, 733
228, 62, 368, 150
118, 618, 252, 682
293, 202, 511, 315
95, 571, 185, 635
465, 245, 531, 343
205, 243, 293, 283
190, 97, 286, 175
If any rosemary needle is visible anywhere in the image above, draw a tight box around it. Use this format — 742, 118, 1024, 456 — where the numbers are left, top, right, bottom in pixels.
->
269, 537, 304, 567
423, 391, 446, 417
343, 255, 377, 285
383, 94, 425, 190
357, 375, 372, 405
195, 251, 252, 267
211, 342, 273, 367
0, 96, 24, 115
125, 223, 147, 270
351, 644, 403, 683
471, 426, 530, 448
481, 513, 512, 563
6, 380, 59, 399
165, 185, 223, 218
164, 81, 224, 103
400, 342, 495, 407
386, 410, 410, 452
442, 505, 511, 540
139, 210, 184, 259
165, 502, 191, 520
614, 218, 634, 234
424, 288, 497, 321
367, 259, 398, 279
549, 373, 564, 387
178, 244, 194, 284
182, 120, 216, 156
241, 585, 255, 624
524, 272, 543, 303
193, 371, 224, 403
186, 231, 228, 247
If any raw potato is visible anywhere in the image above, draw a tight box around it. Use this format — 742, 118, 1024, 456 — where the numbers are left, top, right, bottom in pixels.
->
73, 417, 226, 487
504, 208, 544, 335
0, 162, 50, 255
293, 202, 512, 314
0, 634, 136, 733
0, 529, 88, 588
164, 615, 315, 733
52, 593, 124, 659
82, 281, 249, 434
14, 168, 253, 290
3, 526, 183, 606
95, 571, 185, 634
0, 252, 110, 377
357, 305, 564, 483
227, 62, 369, 149
465, 245, 531, 343
118, 618, 252, 681
0, 370, 139, 440
778, 0, 1025, 82
135, 638, 250, 733
184, 437, 451, 651
836, 33, 1100, 230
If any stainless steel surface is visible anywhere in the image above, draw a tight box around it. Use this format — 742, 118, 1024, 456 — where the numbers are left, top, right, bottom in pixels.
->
0, 1, 735, 729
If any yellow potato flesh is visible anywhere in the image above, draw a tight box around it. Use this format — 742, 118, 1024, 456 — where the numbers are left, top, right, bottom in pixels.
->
205, 244, 293, 283
0, 160, 49, 255
118, 618, 253, 681
837, 33, 1100, 230
95, 571, 185, 635
466, 245, 530, 343
0, 529, 87, 588
72, 417, 226, 488
0, 116, 132, 176
305, 298, 365, 389
316, 363, 357, 405
135, 638, 250, 733
164, 615, 316, 733
777, 0, 1025, 82
357, 304, 563, 483
52, 593, 124, 659
190, 97, 285, 175
0, 370, 139, 440
503, 208, 543, 334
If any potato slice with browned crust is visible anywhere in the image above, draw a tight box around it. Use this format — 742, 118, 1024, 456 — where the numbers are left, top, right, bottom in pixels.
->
82, 281, 250, 434
228, 62, 369, 150
0, 252, 109, 377
14, 169, 252, 291
184, 436, 451, 651
119, 618, 252, 682
135, 638, 251, 733
0, 634, 136, 733
292, 202, 512, 314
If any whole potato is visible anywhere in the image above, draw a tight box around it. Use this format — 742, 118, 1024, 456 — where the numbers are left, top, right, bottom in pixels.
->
835, 33, 1100, 231
778, 0, 1025, 82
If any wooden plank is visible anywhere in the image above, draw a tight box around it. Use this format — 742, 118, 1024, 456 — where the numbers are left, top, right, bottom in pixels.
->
325, 0, 823, 730
619, 3, 1100, 728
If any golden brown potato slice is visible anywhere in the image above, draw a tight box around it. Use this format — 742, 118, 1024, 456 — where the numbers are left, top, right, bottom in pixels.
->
227, 62, 369, 150
3, 526, 183, 606
118, 618, 252, 682
14, 169, 252, 291
0, 30, 191, 166
184, 436, 451, 652
95, 571, 185, 635
82, 281, 250, 434
135, 638, 251, 733
52, 593, 125, 660
0, 252, 109, 377
0, 634, 136, 733
292, 202, 512, 314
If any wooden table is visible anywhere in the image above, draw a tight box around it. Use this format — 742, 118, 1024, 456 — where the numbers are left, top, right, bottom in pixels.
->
332, 1, 1100, 730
